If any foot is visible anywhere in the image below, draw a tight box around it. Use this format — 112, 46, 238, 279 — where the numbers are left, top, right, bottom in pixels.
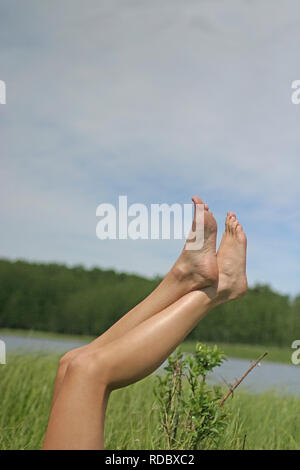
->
172, 196, 218, 290
214, 212, 248, 304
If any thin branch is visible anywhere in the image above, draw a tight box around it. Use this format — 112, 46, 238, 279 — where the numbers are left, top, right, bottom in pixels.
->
219, 352, 268, 407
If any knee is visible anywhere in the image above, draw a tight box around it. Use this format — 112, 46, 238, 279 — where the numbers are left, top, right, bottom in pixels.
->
58, 346, 86, 372
66, 349, 112, 388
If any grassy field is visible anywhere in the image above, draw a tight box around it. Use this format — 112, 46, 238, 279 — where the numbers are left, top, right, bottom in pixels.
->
0, 328, 293, 364
0, 353, 299, 450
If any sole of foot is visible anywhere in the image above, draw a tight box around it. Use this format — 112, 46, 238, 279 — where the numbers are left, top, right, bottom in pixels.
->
216, 212, 248, 303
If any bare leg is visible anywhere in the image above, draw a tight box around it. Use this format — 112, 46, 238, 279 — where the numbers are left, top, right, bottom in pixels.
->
51, 197, 218, 404
43, 215, 247, 450
43, 289, 215, 450
89, 196, 218, 346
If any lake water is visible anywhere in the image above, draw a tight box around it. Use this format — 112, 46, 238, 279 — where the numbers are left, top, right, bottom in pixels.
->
1, 333, 86, 354
1, 333, 299, 395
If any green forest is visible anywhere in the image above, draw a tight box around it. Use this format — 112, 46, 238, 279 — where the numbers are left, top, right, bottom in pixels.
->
0, 258, 299, 347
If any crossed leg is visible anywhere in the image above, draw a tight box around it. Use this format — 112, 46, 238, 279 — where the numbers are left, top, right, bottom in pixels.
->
50, 197, 218, 406
43, 206, 247, 450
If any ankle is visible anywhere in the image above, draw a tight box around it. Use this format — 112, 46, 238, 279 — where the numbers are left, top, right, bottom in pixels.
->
170, 262, 198, 292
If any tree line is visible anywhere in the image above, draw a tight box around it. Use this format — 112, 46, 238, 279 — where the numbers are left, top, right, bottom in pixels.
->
0, 259, 299, 346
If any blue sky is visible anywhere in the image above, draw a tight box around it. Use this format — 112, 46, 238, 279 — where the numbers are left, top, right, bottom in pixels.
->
0, 0, 300, 295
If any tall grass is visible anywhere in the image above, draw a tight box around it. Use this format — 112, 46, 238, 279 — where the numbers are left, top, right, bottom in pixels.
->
0, 353, 58, 450
0, 354, 299, 450
106, 380, 300, 450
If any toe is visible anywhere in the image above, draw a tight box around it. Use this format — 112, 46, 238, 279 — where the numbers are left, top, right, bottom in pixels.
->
191, 196, 206, 232
228, 215, 236, 234
225, 215, 230, 233
192, 196, 204, 205
237, 228, 247, 246
236, 224, 247, 244
232, 220, 239, 233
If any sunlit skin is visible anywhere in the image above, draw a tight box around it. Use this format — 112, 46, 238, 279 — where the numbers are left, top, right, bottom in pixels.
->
42, 198, 247, 450
48, 196, 218, 407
